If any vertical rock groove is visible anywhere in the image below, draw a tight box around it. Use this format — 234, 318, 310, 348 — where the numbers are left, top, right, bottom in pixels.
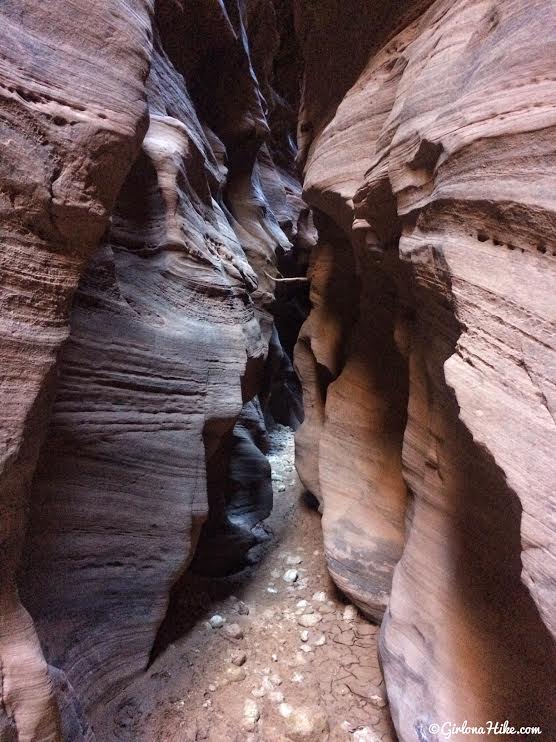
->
294, 0, 556, 738
1, 0, 555, 740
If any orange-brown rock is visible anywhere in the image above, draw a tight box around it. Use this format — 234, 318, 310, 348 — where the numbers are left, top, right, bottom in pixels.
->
294, 0, 556, 738
2, 1, 304, 738
2, 0, 556, 740
0, 1, 152, 737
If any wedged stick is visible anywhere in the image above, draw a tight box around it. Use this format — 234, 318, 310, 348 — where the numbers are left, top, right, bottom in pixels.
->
264, 270, 308, 283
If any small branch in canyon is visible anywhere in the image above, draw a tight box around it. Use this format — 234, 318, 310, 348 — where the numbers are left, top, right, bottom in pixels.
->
264, 270, 308, 283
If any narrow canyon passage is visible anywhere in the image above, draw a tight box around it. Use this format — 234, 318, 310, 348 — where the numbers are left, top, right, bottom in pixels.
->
99, 426, 393, 742
1, 1, 555, 742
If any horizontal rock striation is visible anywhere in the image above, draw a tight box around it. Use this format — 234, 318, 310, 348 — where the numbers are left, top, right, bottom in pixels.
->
3, 0, 556, 739
0, 0, 153, 738
294, 0, 556, 738
3, 0, 306, 738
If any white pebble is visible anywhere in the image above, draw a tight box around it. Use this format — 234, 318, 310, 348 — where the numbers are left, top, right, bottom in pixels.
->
209, 614, 225, 629
297, 613, 321, 628
370, 693, 387, 709
269, 690, 284, 704
283, 569, 298, 584
353, 727, 382, 742
284, 706, 329, 737
261, 676, 274, 693
300, 630, 309, 642
343, 605, 358, 622
279, 703, 293, 718
243, 699, 260, 723
312, 591, 327, 602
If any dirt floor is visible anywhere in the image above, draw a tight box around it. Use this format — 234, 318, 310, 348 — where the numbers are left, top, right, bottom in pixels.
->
107, 426, 395, 741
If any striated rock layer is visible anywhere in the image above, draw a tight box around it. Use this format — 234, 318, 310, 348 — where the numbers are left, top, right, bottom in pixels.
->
2, 0, 556, 740
0, 0, 153, 738
2, 1, 306, 739
294, 0, 556, 738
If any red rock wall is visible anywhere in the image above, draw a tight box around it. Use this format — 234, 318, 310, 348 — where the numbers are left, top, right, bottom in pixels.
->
2, 0, 556, 740
1, 1, 305, 739
0, 1, 153, 738
294, 0, 556, 738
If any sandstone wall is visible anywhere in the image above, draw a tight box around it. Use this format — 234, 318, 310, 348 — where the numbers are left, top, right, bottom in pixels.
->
1, 1, 305, 739
0, 1, 153, 738
2, 1, 555, 740
294, 0, 556, 738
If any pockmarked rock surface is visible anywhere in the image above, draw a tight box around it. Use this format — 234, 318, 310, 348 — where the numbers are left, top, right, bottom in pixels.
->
294, 0, 556, 738
0, 1, 153, 738
2, 0, 307, 739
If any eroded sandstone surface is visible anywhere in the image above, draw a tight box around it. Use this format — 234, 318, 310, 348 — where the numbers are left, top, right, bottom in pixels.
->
1, 1, 308, 739
294, 0, 556, 738
0, 1, 153, 738
1, 0, 555, 741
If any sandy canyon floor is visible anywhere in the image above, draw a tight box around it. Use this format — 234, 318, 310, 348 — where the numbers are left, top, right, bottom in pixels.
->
101, 426, 395, 742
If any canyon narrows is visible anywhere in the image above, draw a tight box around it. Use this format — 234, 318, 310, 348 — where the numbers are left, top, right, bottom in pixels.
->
1, 1, 555, 741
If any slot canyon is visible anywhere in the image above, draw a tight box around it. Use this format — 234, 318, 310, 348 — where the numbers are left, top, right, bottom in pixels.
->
1, 1, 555, 740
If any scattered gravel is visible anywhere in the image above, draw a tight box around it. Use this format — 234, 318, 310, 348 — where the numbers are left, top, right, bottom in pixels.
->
242, 698, 260, 731
279, 703, 293, 718
297, 613, 321, 628
230, 649, 247, 666
223, 622, 244, 639
284, 705, 329, 740
343, 604, 358, 621
129, 425, 392, 742
283, 568, 299, 583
